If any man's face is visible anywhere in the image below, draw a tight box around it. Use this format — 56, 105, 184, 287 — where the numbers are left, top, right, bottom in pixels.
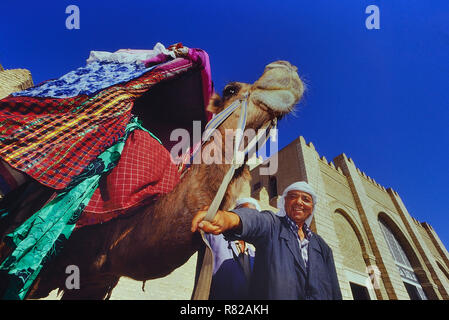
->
235, 202, 258, 210
284, 190, 314, 226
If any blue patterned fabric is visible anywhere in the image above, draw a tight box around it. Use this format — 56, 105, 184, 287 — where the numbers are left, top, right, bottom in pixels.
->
12, 61, 155, 98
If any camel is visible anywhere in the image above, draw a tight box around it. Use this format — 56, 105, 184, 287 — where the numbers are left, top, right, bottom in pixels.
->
1, 60, 304, 299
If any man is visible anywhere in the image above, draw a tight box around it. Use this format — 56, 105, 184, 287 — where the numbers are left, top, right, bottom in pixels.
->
192, 181, 342, 300
205, 197, 261, 300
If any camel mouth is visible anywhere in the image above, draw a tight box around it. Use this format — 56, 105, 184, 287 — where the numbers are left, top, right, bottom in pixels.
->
250, 60, 304, 114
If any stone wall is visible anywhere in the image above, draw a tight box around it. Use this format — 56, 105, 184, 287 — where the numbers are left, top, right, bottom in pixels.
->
0, 66, 33, 99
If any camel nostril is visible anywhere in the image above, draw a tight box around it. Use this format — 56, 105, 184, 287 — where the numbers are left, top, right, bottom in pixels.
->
256, 67, 301, 92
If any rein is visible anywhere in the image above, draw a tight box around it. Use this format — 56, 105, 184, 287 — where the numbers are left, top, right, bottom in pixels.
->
192, 92, 277, 300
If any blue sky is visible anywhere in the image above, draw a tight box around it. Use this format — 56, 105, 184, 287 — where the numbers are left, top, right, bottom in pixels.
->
1, 1, 448, 251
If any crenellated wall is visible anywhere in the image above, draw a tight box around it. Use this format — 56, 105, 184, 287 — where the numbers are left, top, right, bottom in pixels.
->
0, 65, 34, 99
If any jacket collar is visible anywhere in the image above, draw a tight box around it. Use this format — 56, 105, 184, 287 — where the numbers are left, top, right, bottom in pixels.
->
305, 235, 323, 277
279, 218, 307, 275
229, 240, 255, 257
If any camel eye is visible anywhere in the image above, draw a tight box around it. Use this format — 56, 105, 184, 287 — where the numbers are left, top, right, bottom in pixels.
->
223, 84, 240, 99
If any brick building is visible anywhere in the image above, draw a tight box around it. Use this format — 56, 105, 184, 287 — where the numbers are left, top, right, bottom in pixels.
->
243, 136, 449, 300
0, 64, 33, 100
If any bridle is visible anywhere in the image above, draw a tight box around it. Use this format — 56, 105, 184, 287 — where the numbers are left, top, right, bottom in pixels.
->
192, 91, 277, 299
193, 91, 277, 221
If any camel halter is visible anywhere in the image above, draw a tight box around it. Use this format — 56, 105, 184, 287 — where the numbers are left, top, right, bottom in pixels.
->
192, 92, 277, 300
196, 92, 276, 222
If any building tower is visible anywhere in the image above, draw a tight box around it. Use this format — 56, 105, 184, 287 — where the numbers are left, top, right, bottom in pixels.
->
0, 63, 34, 99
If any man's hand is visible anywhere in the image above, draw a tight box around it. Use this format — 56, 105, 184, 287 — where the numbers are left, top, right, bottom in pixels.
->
191, 208, 241, 234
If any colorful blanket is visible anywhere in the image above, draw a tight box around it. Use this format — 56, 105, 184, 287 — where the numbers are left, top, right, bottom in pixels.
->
76, 128, 181, 228
0, 44, 213, 299
0, 46, 212, 190
0, 117, 147, 299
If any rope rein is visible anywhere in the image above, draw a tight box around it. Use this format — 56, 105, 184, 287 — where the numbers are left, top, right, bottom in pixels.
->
202, 92, 276, 221
192, 91, 277, 300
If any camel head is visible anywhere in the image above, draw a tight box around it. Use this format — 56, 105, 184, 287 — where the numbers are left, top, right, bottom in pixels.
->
191, 60, 304, 210
206, 60, 304, 136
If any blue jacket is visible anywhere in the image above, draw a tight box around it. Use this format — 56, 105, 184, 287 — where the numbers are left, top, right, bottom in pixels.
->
205, 233, 255, 300
224, 207, 342, 300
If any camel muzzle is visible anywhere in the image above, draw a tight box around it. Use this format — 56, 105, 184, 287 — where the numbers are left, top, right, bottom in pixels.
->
251, 61, 304, 113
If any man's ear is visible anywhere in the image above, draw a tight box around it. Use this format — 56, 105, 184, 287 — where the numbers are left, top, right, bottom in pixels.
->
206, 93, 224, 114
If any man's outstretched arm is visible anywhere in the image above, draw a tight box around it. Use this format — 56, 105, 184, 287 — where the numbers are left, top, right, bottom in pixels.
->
191, 207, 275, 245
191, 208, 242, 235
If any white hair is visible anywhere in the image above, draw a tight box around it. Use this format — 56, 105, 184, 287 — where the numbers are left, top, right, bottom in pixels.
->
234, 197, 261, 211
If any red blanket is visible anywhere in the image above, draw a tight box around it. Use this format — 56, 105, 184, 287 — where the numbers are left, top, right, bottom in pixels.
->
0, 53, 208, 190
0, 45, 213, 227
76, 129, 180, 228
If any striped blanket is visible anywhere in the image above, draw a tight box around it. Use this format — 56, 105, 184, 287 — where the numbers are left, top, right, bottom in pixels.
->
0, 46, 212, 190
0, 45, 213, 299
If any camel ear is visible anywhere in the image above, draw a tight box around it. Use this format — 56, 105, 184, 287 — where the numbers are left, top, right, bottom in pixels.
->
206, 93, 224, 114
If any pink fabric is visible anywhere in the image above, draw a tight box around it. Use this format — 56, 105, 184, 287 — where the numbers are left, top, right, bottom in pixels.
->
188, 48, 214, 122
143, 45, 214, 122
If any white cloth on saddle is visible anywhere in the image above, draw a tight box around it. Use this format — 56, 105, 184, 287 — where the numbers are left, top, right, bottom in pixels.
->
86, 42, 176, 65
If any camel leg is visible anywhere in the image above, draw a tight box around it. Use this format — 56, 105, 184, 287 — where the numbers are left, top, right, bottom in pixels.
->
60, 275, 120, 300
0, 160, 28, 198
26, 267, 119, 300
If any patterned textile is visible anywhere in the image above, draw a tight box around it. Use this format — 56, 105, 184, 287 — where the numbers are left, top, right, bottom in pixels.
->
0, 56, 198, 190
11, 61, 156, 98
0, 44, 214, 299
0, 117, 144, 300
86, 43, 176, 65
76, 128, 180, 228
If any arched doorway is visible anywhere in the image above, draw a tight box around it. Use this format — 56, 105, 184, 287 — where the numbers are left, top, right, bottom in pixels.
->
333, 210, 374, 300
378, 216, 427, 300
